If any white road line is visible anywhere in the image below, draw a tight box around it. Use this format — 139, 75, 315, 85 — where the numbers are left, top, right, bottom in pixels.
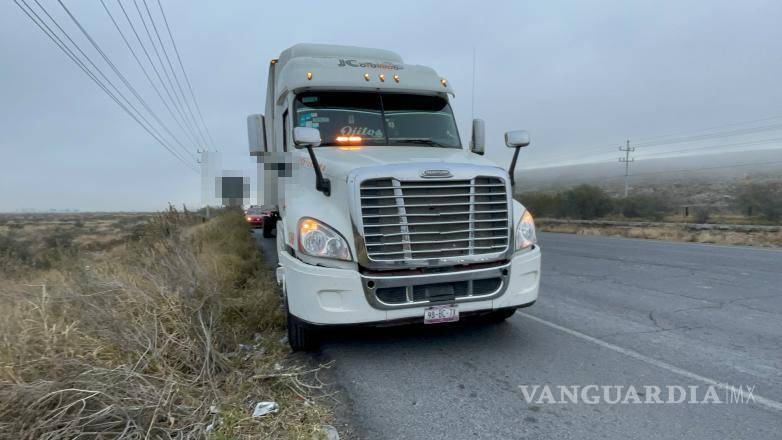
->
519, 312, 782, 413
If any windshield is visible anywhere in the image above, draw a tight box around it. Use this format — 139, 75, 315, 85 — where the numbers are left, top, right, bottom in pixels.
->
294, 91, 461, 148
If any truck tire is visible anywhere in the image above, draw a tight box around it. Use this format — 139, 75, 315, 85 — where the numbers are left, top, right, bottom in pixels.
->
485, 308, 516, 323
287, 312, 319, 352
262, 218, 275, 238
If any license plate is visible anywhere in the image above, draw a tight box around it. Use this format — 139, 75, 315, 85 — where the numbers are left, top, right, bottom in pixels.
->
424, 305, 459, 324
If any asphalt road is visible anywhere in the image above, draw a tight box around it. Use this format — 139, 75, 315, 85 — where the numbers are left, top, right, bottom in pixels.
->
253, 231, 782, 439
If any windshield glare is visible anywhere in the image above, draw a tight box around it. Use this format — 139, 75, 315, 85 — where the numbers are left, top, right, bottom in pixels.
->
294, 92, 461, 148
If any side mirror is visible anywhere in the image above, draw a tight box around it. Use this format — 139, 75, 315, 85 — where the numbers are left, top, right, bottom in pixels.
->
470, 119, 486, 155
293, 126, 330, 196
293, 126, 322, 148
247, 114, 266, 156
505, 130, 531, 148
505, 130, 531, 187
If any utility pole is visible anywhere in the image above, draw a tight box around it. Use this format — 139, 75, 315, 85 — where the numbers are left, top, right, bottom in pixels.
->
618, 139, 635, 197
198, 150, 209, 219
199, 149, 222, 219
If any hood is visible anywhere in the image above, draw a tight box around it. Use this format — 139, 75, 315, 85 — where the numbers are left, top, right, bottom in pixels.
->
311, 146, 504, 181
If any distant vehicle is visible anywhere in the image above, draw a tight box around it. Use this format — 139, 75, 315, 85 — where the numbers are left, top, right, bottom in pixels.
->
247, 43, 540, 351
245, 206, 265, 229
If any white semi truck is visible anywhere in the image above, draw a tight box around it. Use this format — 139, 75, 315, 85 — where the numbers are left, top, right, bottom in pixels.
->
248, 44, 540, 351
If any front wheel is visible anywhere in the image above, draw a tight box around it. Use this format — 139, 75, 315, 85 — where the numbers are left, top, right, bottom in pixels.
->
287, 312, 319, 352
262, 218, 275, 238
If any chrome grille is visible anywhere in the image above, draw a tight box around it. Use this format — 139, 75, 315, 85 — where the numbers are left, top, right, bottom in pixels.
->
359, 177, 510, 262
376, 277, 503, 305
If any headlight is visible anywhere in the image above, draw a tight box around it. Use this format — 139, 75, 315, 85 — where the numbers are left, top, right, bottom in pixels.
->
515, 210, 537, 251
297, 217, 351, 261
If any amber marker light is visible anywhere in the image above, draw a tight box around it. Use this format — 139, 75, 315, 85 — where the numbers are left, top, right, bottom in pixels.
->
379, 74, 385, 82
306, 72, 313, 80
299, 218, 319, 233
440, 78, 448, 87
393, 74, 400, 83
363, 73, 370, 81
335, 135, 363, 144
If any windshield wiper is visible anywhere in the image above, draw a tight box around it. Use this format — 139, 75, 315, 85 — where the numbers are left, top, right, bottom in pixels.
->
392, 138, 449, 148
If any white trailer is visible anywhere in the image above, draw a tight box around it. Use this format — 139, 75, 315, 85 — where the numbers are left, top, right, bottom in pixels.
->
248, 43, 540, 350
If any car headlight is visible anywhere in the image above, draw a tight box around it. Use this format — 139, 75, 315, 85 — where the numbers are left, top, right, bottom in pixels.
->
298, 217, 352, 261
515, 210, 537, 251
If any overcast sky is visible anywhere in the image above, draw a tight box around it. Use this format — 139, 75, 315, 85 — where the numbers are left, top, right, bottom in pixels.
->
2, 0, 781, 211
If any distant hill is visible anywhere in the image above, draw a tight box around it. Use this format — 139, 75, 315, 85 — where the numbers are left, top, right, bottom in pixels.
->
515, 149, 782, 206
517, 149, 782, 190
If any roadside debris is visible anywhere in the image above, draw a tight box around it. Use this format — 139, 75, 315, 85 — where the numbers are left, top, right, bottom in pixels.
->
319, 424, 340, 440
251, 401, 280, 417
233, 340, 266, 360
206, 405, 220, 432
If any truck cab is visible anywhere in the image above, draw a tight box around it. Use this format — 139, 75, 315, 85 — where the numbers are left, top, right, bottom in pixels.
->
248, 44, 540, 350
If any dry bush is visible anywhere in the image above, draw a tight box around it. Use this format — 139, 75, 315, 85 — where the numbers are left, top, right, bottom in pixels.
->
540, 223, 782, 247
520, 185, 614, 219
0, 208, 330, 439
692, 206, 711, 224
734, 182, 782, 222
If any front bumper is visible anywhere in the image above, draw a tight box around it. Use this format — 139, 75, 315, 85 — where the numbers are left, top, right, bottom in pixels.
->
246, 218, 264, 227
278, 246, 541, 325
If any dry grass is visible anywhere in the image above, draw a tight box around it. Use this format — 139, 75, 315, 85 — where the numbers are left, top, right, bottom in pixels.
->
0, 209, 332, 439
541, 223, 782, 247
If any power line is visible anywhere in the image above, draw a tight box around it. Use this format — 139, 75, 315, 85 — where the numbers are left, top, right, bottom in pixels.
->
32, 0, 194, 169
57, 0, 195, 162
156, 0, 216, 148
634, 137, 782, 159
526, 113, 782, 168
635, 122, 782, 148
99, 0, 201, 151
527, 122, 782, 169
14, 0, 196, 172
112, 0, 202, 149
130, 0, 206, 150
138, 0, 210, 150
634, 113, 782, 144
602, 159, 782, 181
523, 139, 782, 173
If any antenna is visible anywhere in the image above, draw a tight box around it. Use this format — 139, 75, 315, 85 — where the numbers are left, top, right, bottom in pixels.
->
470, 46, 476, 121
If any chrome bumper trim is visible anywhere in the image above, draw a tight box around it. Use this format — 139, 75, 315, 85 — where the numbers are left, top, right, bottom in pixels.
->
360, 262, 511, 310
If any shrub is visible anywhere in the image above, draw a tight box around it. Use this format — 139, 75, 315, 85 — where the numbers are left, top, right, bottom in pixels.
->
693, 206, 711, 224
518, 192, 561, 217
558, 185, 614, 219
616, 195, 671, 221
0, 209, 326, 438
520, 186, 614, 219
734, 183, 782, 222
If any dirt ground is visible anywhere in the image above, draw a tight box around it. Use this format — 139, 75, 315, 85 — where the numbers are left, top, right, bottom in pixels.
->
539, 222, 782, 248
